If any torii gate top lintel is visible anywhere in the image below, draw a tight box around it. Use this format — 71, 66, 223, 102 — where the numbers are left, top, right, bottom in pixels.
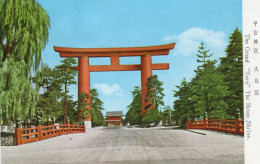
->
53, 42, 175, 57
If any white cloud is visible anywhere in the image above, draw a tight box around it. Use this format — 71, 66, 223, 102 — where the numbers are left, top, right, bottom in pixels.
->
162, 27, 227, 57
93, 83, 124, 96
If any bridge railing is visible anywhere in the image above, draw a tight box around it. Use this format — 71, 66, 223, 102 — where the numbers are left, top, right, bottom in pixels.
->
187, 119, 244, 135
15, 124, 85, 145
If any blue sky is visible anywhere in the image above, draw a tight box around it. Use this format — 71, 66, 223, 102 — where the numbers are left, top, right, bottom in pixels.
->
38, 0, 242, 116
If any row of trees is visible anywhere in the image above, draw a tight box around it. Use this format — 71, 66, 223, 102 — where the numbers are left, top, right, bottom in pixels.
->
173, 28, 243, 127
125, 28, 242, 128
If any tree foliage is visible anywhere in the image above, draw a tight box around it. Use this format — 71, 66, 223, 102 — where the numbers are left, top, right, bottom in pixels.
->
162, 105, 173, 126
0, 0, 50, 126
145, 74, 165, 110
191, 66, 231, 119
143, 75, 165, 125
0, 0, 50, 70
142, 108, 162, 125
219, 28, 243, 118
33, 62, 91, 125
125, 86, 142, 125
55, 57, 77, 124
33, 64, 63, 125
65, 98, 78, 124
173, 78, 194, 127
0, 59, 37, 125
90, 88, 105, 127
191, 42, 231, 119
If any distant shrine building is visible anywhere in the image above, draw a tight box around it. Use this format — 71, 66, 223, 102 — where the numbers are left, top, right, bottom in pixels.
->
106, 111, 123, 127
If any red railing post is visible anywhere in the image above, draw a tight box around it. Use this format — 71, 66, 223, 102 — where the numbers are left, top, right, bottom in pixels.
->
15, 128, 22, 145
203, 119, 208, 129
187, 120, 190, 129
235, 118, 241, 135
38, 125, 43, 140
224, 120, 228, 133
217, 120, 221, 131
68, 124, 70, 134
53, 125, 57, 137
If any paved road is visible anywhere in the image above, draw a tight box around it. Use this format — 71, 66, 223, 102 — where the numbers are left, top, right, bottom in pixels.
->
1, 127, 244, 164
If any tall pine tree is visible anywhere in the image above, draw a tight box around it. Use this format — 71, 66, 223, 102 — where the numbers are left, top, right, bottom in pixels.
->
191, 43, 231, 119
34, 64, 63, 125
173, 78, 194, 127
145, 74, 165, 110
55, 57, 77, 124
219, 28, 243, 118
125, 86, 142, 125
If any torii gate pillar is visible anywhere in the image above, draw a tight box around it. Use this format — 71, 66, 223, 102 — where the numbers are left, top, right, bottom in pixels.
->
78, 56, 91, 128
141, 54, 152, 117
54, 43, 175, 128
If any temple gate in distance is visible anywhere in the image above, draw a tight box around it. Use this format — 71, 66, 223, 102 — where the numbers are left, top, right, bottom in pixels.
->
54, 43, 175, 128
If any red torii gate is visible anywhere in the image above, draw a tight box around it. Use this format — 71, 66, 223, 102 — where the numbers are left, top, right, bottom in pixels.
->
54, 43, 175, 128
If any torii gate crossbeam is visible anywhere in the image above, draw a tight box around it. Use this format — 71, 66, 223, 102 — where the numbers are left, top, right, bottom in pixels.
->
54, 43, 175, 128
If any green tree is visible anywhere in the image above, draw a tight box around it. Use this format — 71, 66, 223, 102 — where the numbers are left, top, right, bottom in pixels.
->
33, 64, 63, 125
0, 0, 50, 70
65, 98, 78, 124
191, 43, 231, 119
219, 28, 243, 118
90, 88, 105, 127
55, 57, 77, 124
143, 75, 165, 125
0, 0, 50, 126
145, 74, 165, 110
0, 59, 37, 126
173, 78, 194, 127
125, 86, 142, 125
142, 108, 162, 126
162, 105, 173, 126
